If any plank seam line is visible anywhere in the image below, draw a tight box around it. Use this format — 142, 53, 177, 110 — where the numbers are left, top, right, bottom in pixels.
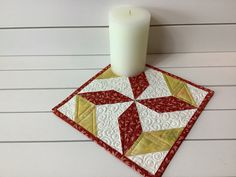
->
0, 85, 234, 91
0, 54, 110, 57
0, 111, 52, 114
1, 51, 236, 57
1, 22, 236, 30
0, 139, 235, 144
0, 109, 235, 114
0, 109, 229, 114
1, 66, 236, 71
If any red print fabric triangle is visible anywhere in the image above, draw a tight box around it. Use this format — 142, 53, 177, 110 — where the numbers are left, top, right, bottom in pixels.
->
138, 96, 196, 113
52, 64, 214, 177
118, 102, 143, 154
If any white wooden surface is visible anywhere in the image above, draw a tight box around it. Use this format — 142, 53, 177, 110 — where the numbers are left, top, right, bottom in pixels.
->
0, 141, 235, 177
1, 0, 236, 176
1, 25, 236, 55
1, 0, 236, 27
0, 53, 236, 177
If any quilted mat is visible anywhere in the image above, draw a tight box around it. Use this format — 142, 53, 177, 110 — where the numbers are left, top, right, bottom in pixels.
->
52, 64, 214, 177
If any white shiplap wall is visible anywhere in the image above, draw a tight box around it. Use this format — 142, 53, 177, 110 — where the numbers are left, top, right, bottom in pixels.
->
1, 0, 236, 27
0, 0, 236, 177
1, 25, 236, 55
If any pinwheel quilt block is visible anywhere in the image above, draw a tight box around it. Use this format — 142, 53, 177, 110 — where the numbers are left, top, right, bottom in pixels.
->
52, 64, 214, 177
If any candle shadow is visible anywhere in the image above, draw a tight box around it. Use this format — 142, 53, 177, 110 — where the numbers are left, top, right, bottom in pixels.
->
146, 54, 172, 67
144, 7, 191, 67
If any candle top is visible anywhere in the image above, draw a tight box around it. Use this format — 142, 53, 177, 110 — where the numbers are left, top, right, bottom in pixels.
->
109, 7, 150, 25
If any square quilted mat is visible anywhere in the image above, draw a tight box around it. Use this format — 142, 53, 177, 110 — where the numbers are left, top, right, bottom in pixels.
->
52, 64, 214, 177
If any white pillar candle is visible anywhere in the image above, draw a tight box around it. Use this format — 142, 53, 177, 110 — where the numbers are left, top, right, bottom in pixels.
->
109, 6, 151, 76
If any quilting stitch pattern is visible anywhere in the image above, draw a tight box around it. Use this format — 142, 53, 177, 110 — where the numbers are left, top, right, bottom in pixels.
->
53, 64, 214, 177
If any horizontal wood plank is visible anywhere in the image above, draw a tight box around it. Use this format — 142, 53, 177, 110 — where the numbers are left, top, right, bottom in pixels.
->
0, 141, 235, 177
0, 86, 234, 112
1, 0, 235, 174
1, 0, 236, 27
0, 67, 235, 89
0, 110, 235, 142
1, 52, 236, 70
1, 25, 236, 55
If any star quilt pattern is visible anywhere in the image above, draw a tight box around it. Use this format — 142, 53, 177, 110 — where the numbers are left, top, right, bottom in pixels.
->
52, 64, 214, 177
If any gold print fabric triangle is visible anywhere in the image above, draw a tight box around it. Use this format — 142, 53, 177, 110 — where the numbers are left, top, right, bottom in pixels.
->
75, 95, 97, 135
174, 84, 197, 106
163, 74, 197, 107
126, 128, 184, 156
96, 68, 120, 79
163, 74, 183, 94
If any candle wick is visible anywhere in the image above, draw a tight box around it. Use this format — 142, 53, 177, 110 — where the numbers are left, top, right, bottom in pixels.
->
129, 9, 131, 15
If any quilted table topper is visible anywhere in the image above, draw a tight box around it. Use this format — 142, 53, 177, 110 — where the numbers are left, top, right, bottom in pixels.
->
52, 64, 214, 177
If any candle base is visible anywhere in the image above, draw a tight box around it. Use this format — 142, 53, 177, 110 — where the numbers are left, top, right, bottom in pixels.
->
111, 65, 146, 77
